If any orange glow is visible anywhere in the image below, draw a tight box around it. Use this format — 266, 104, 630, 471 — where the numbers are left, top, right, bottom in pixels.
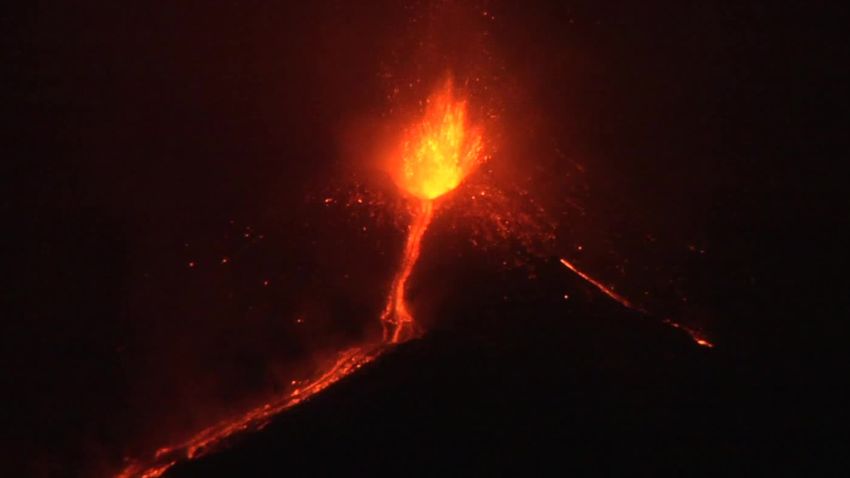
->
662, 318, 715, 348
559, 258, 638, 311
381, 200, 434, 342
116, 346, 380, 478
560, 258, 714, 349
118, 79, 486, 477
392, 79, 483, 200
381, 79, 484, 342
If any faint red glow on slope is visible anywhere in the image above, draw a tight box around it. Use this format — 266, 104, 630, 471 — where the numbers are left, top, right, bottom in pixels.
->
381, 79, 484, 342
559, 257, 640, 311
116, 346, 381, 478
560, 258, 714, 348
662, 319, 715, 348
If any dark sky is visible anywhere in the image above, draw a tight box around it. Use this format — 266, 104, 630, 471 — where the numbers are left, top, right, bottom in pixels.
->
4, 2, 846, 476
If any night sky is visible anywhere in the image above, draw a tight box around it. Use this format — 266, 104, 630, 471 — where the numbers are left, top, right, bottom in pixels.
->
4, 2, 846, 476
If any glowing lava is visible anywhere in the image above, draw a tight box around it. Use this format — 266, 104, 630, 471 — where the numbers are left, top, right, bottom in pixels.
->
380, 200, 434, 342
559, 258, 714, 348
117, 346, 380, 478
559, 257, 639, 311
117, 80, 485, 477
392, 79, 483, 201
381, 79, 484, 342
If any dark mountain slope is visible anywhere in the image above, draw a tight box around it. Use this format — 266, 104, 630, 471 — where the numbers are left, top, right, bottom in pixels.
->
166, 259, 833, 476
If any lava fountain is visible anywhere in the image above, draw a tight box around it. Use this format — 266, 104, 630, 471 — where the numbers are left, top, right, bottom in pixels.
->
116, 79, 484, 478
381, 79, 484, 343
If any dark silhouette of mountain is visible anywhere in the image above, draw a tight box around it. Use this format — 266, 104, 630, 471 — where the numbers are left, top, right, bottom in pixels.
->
6, 3, 845, 476
164, 259, 835, 476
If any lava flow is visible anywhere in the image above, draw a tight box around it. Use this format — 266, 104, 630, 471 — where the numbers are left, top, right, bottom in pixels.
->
559, 257, 714, 348
559, 257, 641, 311
117, 347, 381, 478
381, 79, 484, 342
117, 79, 484, 478
380, 200, 434, 342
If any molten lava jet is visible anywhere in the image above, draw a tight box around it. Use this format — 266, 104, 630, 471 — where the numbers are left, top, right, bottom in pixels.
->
381, 79, 483, 343
116, 79, 484, 478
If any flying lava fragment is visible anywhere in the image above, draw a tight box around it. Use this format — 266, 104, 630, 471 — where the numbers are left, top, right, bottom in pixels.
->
381, 78, 484, 342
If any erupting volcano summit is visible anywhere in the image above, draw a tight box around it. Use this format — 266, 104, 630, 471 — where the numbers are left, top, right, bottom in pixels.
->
117, 77, 486, 478
380, 79, 484, 343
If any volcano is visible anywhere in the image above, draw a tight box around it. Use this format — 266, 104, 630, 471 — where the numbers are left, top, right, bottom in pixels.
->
8, 3, 845, 477
149, 257, 819, 476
